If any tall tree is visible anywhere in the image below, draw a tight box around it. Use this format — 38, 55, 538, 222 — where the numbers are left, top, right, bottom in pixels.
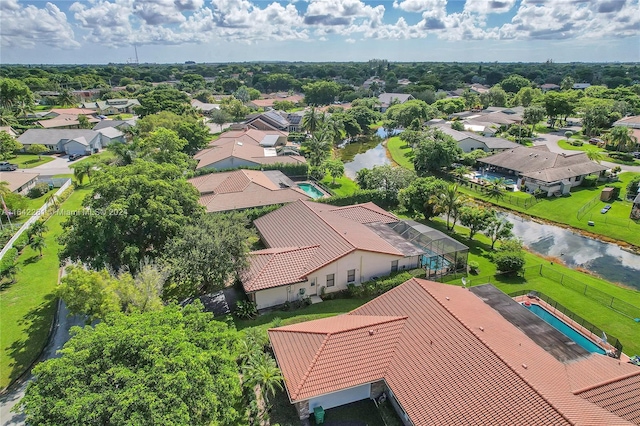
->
0, 131, 22, 160
607, 126, 638, 152
356, 165, 416, 205
57, 90, 77, 107
18, 304, 242, 425
139, 128, 193, 170
324, 158, 345, 184
484, 215, 514, 249
302, 81, 341, 105
459, 206, 493, 240
523, 106, 545, 134
135, 86, 191, 116
27, 144, 48, 159
302, 106, 320, 133
162, 212, 254, 300
431, 184, 465, 230
413, 129, 462, 175
59, 161, 204, 272
301, 132, 332, 167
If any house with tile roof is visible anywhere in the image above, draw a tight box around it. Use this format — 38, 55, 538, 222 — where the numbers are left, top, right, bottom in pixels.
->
37, 114, 100, 130
188, 169, 311, 213
478, 146, 607, 197
244, 201, 467, 310
429, 122, 519, 153
190, 99, 220, 115
194, 128, 304, 170
18, 129, 103, 155
80, 99, 140, 115
378, 93, 414, 112
269, 278, 640, 424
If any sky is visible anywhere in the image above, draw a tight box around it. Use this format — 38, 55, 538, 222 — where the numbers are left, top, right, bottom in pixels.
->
0, 0, 639, 64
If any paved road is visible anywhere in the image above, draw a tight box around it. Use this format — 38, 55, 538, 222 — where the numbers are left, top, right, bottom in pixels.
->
532, 131, 640, 173
0, 302, 85, 426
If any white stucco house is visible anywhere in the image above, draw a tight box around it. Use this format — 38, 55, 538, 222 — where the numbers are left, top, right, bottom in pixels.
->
242, 201, 468, 310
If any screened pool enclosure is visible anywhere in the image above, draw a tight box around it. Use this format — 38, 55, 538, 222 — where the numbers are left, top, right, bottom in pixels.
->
388, 220, 469, 279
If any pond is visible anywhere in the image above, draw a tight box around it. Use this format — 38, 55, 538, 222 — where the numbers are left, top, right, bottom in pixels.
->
340, 135, 391, 179
503, 213, 640, 290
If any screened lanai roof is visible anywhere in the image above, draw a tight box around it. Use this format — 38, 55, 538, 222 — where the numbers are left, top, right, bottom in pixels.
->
388, 220, 468, 256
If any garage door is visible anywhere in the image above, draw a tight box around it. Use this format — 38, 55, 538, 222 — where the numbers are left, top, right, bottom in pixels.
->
309, 384, 371, 411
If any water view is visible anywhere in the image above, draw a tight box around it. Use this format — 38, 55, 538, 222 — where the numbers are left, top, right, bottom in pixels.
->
503, 213, 640, 289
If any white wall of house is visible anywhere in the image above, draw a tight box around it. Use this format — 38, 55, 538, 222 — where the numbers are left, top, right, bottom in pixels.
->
63, 140, 90, 155
252, 251, 420, 310
308, 384, 372, 411
100, 135, 125, 146
203, 157, 259, 170
522, 174, 588, 197
458, 138, 487, 153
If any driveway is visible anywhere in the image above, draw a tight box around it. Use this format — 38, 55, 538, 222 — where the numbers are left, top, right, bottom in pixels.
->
532, 132, 640, 173
15, 155, 73, 177
0, 301, 85, 426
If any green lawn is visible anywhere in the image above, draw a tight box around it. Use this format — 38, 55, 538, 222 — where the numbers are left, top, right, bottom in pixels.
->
460, 173, 640, 248
74, 150, 116, 165
557, 140, 605, 153
321, 174, 359, 197
11, 154, 55, 169
387, 136, 414, 170
0, 186, 91, 389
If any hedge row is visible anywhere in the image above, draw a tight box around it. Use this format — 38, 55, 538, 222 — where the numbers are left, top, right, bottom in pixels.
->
192, 162, 308, 178
316, 189, 397, 211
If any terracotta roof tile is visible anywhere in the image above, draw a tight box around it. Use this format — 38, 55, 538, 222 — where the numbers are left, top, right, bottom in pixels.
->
253, 201, 404, 276
269, 315, 407, 401
242, 246, 319, 292
577, 374, 640, 424
270, 279, 638, 425
187, 170, 310, 213
325, 202, 399, 224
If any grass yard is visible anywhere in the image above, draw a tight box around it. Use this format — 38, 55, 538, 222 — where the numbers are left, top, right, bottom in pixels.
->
321, 174, 359, 197
11, 154, 55, 169
0, 186, 91, 389
557, 139, 605, 153
386, 136, 414, 170
74, 150, 116, 165
460, 172, 640, 248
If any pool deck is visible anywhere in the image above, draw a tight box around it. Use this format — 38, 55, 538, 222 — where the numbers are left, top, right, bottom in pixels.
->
470, 284, 590, 363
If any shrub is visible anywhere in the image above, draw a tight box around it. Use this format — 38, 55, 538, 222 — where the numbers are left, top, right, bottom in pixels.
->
608, 152, 634, 161
468, 261, 480, 274
317, 189, 397, 210
493, 238, 525, 274
287, 132, 306, 143
235, 300, 257, 319
13, 232, 29, 252
582, 175, 598, 187
626, 176, 640, 199
564, 131, 573, 139
27, 182, 50, 199
570, 140, 583, 147
346, 283, 365, 298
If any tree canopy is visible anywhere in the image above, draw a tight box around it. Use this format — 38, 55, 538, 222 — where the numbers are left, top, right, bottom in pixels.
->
135, 86, 191, 116
135, 111, 211, 155
58, 161, 204, 272
412, 128, 462, 175
19, 304, 242, 425
0, 131, 22, 160
302, 81, 341, 105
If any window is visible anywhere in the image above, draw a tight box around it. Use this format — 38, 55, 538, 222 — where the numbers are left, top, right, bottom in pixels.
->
310, 278, 316, 287
391, 260, 398, 273
326, 274, 335, 287
347, 269, 355, 283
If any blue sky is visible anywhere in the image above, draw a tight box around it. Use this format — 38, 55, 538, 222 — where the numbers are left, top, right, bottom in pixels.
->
1, 0, 638, 64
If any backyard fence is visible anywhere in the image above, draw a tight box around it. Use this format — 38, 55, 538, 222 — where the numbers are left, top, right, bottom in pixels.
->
576, 195, 600, 220
509, 289, 623, 358
456, 178, 538, 209
581, 212, 640, 229
443, 264, 640, 321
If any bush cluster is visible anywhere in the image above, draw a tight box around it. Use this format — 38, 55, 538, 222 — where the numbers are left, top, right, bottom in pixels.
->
317, 189, 397, 210
27, 182, 50, 199
346, 271, 414, 298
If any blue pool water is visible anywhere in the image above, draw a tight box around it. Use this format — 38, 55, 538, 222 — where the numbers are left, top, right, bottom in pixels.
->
475, 172, 516, 186
525, 304, 606, 355
420, 253, 451, 270
297, 183, 324, 199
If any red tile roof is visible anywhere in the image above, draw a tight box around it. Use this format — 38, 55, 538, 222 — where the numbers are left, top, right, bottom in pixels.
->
188, 170, 310, 213
243, 246, 319, 292
253, 201, 404, 277
576, 373, 640, 424
270, 279, 638, 425
269, 315, 407, 401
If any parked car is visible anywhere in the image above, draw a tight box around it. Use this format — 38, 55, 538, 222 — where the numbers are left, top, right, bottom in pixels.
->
68, 154, 83, 161
588, 138, 603, 145
600, 204, 611, 214
632, 152, 640, 159
0, 161, 18, 171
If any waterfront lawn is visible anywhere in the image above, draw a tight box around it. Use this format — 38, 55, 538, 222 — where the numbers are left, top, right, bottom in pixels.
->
11, 154, 55, 169
387, 136, 414, 170
321, 174, 359, 197
0, 187, 91, 389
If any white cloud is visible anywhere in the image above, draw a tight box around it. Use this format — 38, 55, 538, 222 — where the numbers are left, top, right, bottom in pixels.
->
304, 0, 384, 26
0, 1, 79, 49
71, 0, 134, 46
392, 0, 446, 14
464, 0, 517, 15
499, 0, 640, 40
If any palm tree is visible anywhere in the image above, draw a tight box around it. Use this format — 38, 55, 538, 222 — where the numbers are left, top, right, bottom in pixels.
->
586, 150, 604, 164
607, 126, 638, 152
30, 235, 46, 257
73, 166, 87, 185
485, 178, 506, 202
323, 115, 345, 146
302, 132, 332, 167
0, 181, 10, 196
57, 90, 77, 107
46, 193, 59, 208
108, 142, 136, 166
432, 184, 465, 230
451, 165, 471, 181
0, 108, 18, 126
302, 107, 320, 133
244, 352, 284, 407
27, 220, 48, 243
75, 161, 94, 183
1, 261, 19, 283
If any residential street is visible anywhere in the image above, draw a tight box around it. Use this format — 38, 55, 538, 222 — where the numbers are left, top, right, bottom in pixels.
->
0, 302, 85, 426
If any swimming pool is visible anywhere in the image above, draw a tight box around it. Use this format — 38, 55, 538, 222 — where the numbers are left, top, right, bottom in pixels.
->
524, 304, 606, 355
298, 183, 325, 199
475, 172, 516, 186
420, 253, 451, 270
